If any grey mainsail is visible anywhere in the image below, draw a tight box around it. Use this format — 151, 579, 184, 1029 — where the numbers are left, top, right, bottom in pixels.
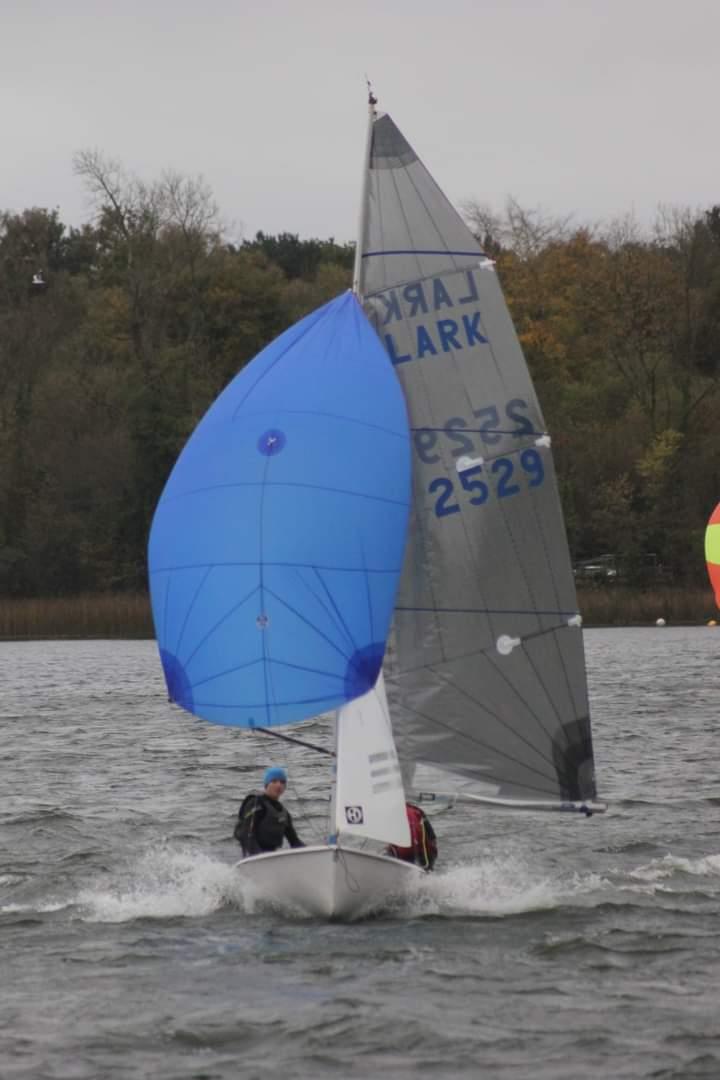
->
358, 111, 603, 811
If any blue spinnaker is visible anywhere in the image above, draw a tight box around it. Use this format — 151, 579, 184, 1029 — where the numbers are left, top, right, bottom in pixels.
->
148, 292, 411, 728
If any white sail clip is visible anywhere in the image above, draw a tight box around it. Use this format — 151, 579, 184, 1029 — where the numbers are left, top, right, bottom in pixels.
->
478, 257, 496, 272
567, 614, 582, 628
535, 434, 551, 449
496, 634, 521, 656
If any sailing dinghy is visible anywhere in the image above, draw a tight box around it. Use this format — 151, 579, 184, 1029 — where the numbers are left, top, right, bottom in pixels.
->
148, 95, 605, 920
148, 287, 421, 919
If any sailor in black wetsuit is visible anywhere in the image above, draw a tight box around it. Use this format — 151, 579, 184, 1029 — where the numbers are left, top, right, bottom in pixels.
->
234, 767, 305, 857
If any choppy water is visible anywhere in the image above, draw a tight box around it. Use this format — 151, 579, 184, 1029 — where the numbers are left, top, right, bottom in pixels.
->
2, 628, 720, 1079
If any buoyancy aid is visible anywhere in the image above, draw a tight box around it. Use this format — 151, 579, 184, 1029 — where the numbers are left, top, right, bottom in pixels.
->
235, 793, 289, 851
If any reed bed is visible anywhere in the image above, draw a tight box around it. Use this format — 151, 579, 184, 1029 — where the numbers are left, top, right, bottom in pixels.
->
0, 593, 153, 640
577, 586, 718, 627
0, 587, 716, 640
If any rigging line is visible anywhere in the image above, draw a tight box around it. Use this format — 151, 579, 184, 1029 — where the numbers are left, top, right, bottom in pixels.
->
427, 663, 564, 777
393, 700, 560, 791
284, 780, 331, 845
256, 726, 335, 757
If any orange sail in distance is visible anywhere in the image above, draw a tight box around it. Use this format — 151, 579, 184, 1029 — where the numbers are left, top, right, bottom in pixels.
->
706, 502, 720, 607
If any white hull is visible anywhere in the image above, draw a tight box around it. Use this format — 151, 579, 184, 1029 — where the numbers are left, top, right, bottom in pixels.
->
234, 844, 424, 919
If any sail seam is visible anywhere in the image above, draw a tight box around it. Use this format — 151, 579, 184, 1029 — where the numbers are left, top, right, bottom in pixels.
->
174, 565, 213, 662
428, 664, 565, 776
230, 300, 332, 417
396, 700, 560, 789
235, 407, 407, 440
151, 560, 402, 574
157, 480, 409, 509
179, 584, 261, 670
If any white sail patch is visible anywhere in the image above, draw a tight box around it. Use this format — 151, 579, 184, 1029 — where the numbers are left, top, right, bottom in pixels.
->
456, 455, 485, 472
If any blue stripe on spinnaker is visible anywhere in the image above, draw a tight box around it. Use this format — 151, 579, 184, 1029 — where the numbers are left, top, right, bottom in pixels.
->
148, 291, 411, 729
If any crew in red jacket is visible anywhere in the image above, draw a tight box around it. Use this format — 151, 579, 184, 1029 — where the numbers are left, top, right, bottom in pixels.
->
387, 802, 438, 870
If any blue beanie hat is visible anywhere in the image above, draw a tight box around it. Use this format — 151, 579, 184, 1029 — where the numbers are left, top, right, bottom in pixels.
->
264, 766, 287, 785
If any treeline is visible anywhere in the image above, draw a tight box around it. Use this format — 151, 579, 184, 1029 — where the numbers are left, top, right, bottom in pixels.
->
0, 156, 718, 600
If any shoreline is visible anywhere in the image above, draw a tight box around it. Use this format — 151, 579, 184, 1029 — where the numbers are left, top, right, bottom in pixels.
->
0, 588, 716, 640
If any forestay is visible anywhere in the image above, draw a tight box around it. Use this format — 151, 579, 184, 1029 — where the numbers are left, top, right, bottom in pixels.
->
358, 113, 601, 810
148, 292, 411, 730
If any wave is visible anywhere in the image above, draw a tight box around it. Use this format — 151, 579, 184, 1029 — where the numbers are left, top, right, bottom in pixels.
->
629, 853, 720, 884
400, 857, 607, 919
44, 846, 609, 924
12, 846, 718, 925
73, 847, 246, 923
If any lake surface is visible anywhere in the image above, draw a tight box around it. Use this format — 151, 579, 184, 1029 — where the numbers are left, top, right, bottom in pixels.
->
2, 628, 720, 1079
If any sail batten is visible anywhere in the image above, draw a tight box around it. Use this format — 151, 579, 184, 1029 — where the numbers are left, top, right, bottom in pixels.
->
359, 112, 601, 809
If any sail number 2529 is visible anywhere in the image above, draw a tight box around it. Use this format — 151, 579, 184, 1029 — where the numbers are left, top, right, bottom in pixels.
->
429, 450, 544, 517
414, 399, 546, 518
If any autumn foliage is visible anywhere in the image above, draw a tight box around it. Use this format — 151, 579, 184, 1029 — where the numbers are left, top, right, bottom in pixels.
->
1, 162, 718, 603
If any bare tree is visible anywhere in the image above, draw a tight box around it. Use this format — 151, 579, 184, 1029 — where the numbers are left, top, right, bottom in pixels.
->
462, 195, 574, 258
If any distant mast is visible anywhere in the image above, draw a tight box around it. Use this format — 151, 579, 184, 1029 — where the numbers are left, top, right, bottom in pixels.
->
352, 84, 378, 297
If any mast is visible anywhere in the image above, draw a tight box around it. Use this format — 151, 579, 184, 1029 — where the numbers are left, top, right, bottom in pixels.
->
331, 85, 380, 844
352, 85, 378, 297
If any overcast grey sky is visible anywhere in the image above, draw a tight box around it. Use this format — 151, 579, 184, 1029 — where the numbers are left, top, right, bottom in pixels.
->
3, 0, 719, 241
